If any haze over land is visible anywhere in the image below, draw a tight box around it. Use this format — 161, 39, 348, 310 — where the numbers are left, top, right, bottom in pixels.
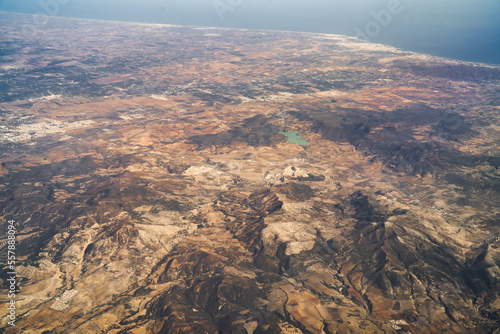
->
0, 0, 499, 64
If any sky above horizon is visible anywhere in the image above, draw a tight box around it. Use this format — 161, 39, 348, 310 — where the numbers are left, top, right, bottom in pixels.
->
0, 0, 499, 64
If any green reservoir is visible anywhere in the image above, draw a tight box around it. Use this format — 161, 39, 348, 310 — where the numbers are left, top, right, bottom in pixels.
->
280, 131, 309, 146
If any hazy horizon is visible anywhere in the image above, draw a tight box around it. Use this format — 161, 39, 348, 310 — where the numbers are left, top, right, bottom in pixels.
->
0, 0, 499, 64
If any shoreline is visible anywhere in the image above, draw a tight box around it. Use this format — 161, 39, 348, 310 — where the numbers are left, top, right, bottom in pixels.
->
0, 10, 499, 67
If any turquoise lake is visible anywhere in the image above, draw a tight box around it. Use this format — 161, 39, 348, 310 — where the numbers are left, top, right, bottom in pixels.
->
280, 132, 309, 146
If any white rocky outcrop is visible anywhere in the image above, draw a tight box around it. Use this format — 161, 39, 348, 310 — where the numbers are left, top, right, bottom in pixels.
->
262, 222, 317, 256
264, 166, 310, 184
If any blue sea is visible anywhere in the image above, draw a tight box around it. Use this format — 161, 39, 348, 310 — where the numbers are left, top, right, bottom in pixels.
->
0, 0, 499, 64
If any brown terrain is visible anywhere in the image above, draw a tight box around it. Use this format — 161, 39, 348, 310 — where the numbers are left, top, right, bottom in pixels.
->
0, 12, 499, 334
